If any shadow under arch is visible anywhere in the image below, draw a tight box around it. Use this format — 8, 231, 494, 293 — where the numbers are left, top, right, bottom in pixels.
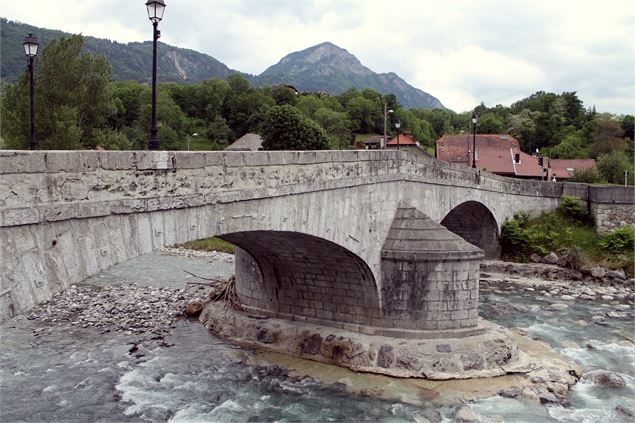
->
218, 231, 380, 326
440, 201, 499, 258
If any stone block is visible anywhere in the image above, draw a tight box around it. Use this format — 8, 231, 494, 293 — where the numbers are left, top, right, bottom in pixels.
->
223, 153, 244, 167
98, 151, 136, 170
77, 202, 111, 219
109, 199, 145, 214
0, 151, 46, 174
137, 151, 174, 170
41, 204, 78, 222
174, 152, 205, 169
1, 208, 40, 227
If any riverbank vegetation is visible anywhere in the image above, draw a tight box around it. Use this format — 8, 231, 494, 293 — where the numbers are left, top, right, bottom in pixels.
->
1, 34, 633, 183
500, 196, 634, 276
177, 237, 235, 254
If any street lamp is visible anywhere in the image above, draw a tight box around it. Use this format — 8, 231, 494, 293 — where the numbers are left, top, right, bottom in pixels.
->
146, 0, 166, 150
23, 33, 39, 150
471, 112, 478, 168
383, 104, 393, 149
395, 120, 401, 151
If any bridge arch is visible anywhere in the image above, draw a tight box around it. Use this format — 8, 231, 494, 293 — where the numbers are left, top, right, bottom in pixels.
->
440, 201, 499, 257
218, 231, 380, 326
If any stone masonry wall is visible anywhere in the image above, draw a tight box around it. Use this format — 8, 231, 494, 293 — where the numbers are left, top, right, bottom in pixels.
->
380, 259, 480, 330
588, 186, 635, 234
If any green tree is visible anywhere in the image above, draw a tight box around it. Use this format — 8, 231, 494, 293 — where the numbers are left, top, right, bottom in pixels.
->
596, 150, 634, 185
475, 113, 505, 134
588, 114, 627, 158
313, 107, 351, 149
260, 105, 329, 150
544, 130, 588, 159
1, 34, 113, 149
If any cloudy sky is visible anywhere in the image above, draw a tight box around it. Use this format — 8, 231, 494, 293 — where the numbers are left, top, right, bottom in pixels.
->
3, 0, 634, 114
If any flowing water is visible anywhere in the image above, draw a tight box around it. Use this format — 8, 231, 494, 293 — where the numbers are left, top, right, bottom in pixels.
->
1, 253, 633, 422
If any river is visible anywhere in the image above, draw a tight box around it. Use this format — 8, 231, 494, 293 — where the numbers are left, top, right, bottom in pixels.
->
0, 251, 632, 422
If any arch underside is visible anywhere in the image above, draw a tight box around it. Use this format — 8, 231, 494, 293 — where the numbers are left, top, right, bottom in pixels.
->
440, 201, 499, 258
218, 231, 381, 326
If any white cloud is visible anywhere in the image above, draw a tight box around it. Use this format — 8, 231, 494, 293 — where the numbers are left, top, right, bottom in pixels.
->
2, 0, 634, 114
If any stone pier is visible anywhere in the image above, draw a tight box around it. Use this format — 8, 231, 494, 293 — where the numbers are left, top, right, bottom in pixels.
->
201, 207, 520, 379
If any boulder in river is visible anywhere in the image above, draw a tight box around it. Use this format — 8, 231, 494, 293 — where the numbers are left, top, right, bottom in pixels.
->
591, 267, 607, 278
583, 370, 626, 389
605, 269, 626, 280
455, 405, 478, 422
543, 252, 559, 264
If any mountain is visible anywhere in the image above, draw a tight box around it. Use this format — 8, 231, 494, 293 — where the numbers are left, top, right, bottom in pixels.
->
255, 42, 444, 109
1, 19, 444, 109
1, 18, 244, 84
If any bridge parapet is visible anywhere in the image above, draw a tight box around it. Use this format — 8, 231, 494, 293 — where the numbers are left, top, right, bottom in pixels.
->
0, 150, 592, 229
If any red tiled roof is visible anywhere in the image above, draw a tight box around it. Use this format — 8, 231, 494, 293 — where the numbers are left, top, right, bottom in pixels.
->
436, 134, 544, 178
515, 151, 544, 177
387, 133, 417, 145
549, 159, 596, 179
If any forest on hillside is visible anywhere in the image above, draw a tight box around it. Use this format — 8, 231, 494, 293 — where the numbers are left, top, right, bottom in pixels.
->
1, 34, 633, 184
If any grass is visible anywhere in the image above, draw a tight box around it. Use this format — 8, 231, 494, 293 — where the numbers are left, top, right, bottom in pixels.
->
177, 237, 235, 254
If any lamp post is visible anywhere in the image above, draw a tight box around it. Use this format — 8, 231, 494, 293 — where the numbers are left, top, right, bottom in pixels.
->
146, 0, 166, 150
23, 33, 39, 150
395, 120, 401, 151
471, 112, 478, 168
383, 104, 393, 149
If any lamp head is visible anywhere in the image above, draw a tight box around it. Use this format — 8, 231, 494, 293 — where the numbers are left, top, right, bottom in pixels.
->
146, 0, 166, 23
23, 33, 39, 57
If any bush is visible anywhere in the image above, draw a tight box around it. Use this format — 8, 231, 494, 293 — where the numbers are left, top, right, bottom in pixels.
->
600, 227, 634, 253
568, 167, 605, 184
500, 218, 529, 256
557, 195, 589, 223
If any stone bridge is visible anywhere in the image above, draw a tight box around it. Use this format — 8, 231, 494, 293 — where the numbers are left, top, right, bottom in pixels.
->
0, 149, 631, 327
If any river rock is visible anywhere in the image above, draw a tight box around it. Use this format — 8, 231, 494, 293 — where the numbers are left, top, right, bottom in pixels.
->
583, 370, 626, 389
498, 387, 520, 398
616, 405, 635, 421
586, 340, 604, 349
359, 387, 383, 397
591, 267, 607, 278
533, 385, 558, 403
520, 387, 540, 403
184, 299, 205, 317
607, 311, 628, 319
605, 269, 626, 280
591, 315, 607, 325
543, 252, 559, 264
455, 405, 478, 422
530, 254, 542, 263
601, 295, 614, 301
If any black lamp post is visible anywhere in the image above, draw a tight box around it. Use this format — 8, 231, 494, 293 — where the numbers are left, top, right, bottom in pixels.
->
395, 120, 401, 150
23, 33, 39, 150
146, 0, 166, 150
471, 112, 478, 168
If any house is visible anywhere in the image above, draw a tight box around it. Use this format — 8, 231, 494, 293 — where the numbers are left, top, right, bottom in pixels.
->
435, 134, 545, 179
548, 159, 596, 181
225, 133, 263, 151
386, 133, 433, 158
362, 135, 384, 149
